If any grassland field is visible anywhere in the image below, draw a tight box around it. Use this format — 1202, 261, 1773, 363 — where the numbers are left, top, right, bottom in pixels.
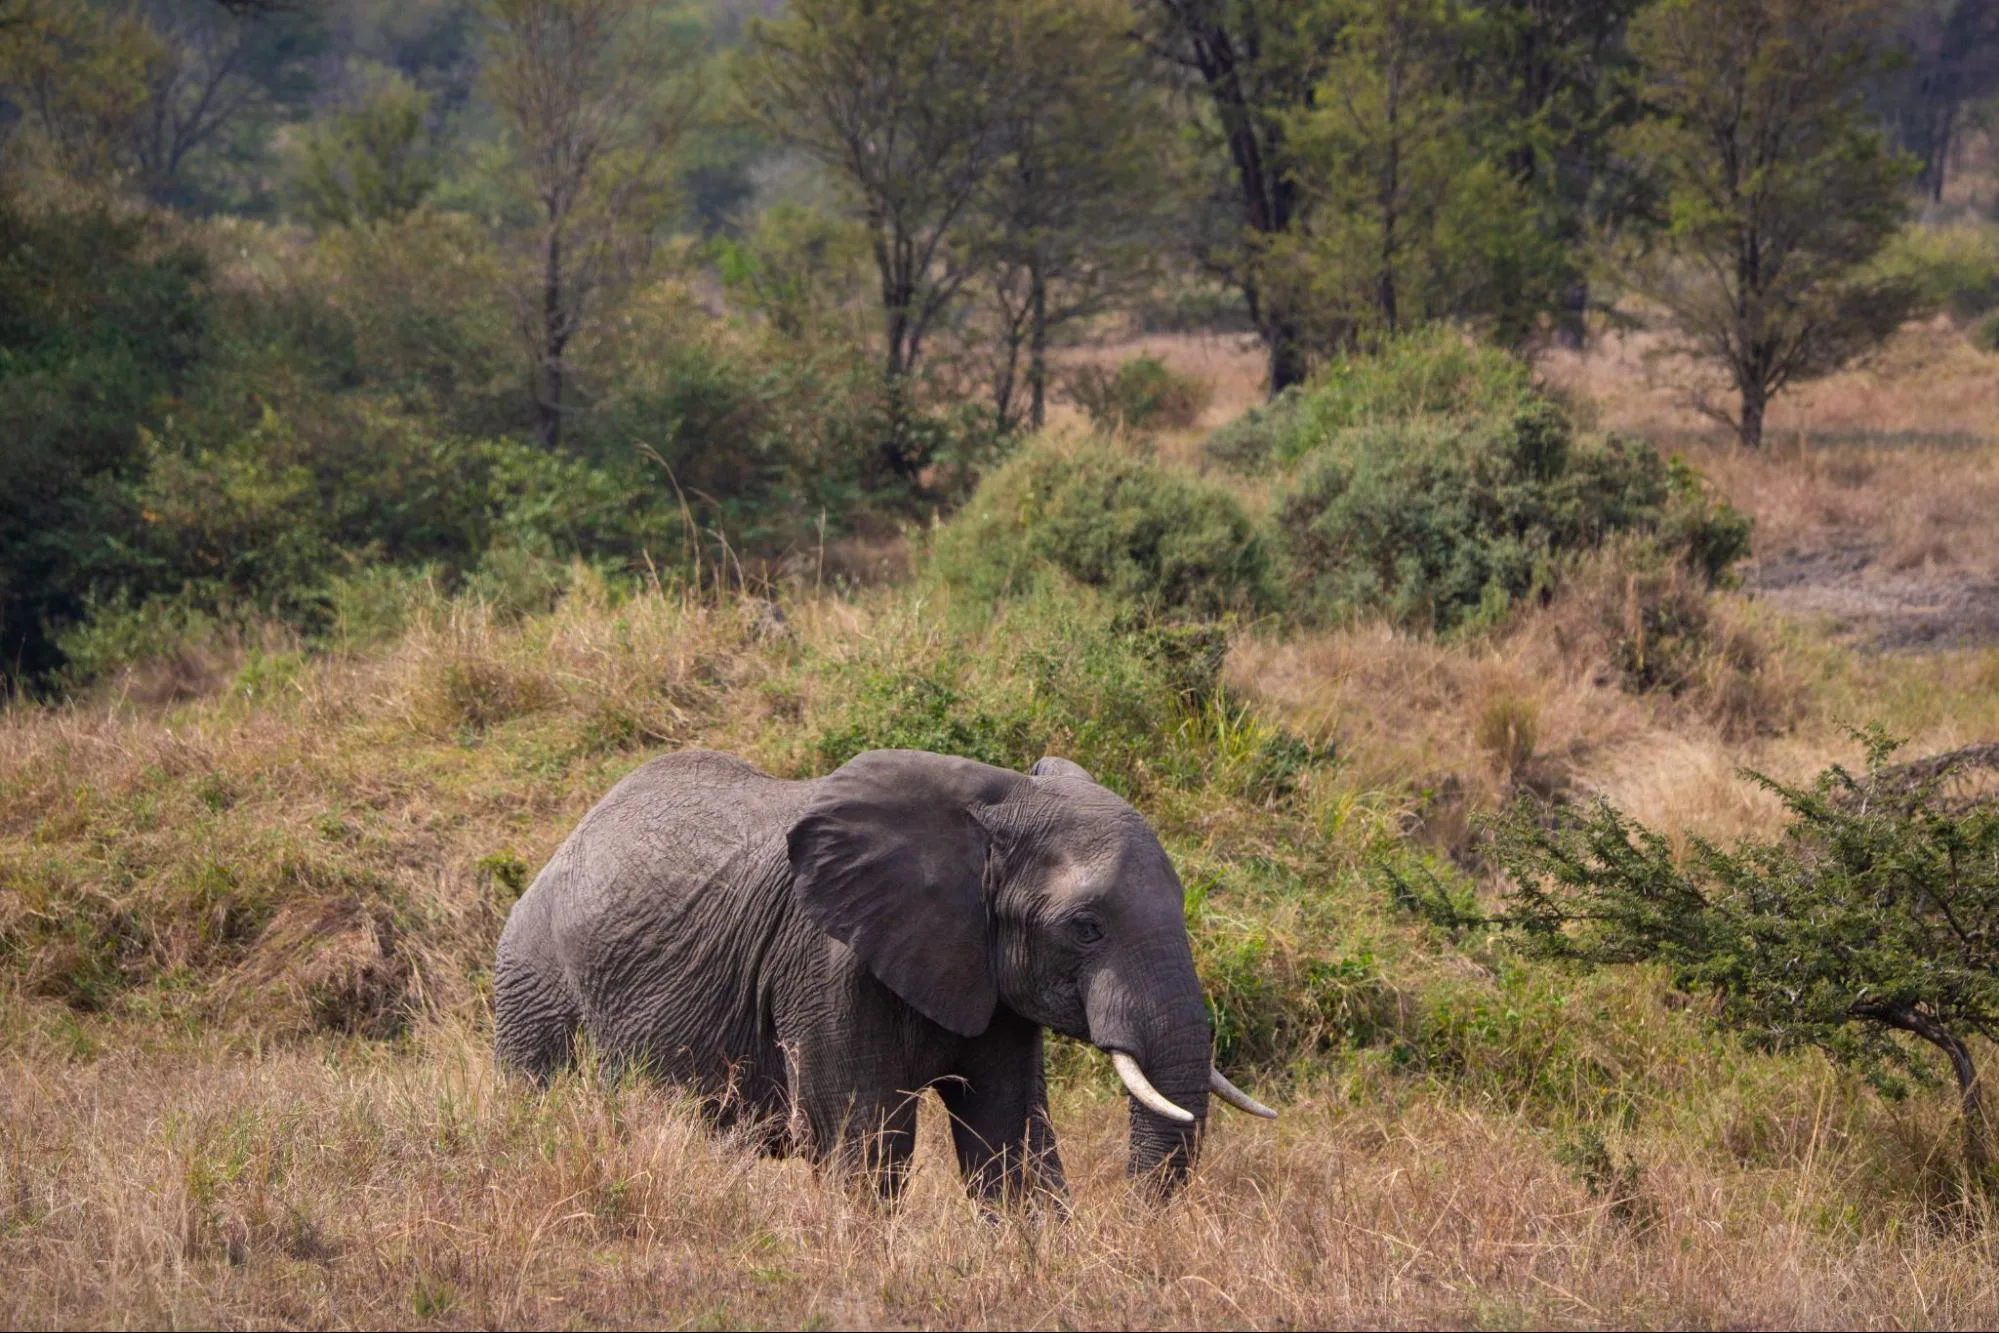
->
6, 324, 1999, 1328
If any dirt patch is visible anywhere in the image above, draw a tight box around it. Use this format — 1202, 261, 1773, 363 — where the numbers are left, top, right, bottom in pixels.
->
1747, 545, 1999, 650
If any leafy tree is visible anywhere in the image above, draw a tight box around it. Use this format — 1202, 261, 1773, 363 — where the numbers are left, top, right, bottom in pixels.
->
1608, 0, 1915, 449
0, 0, 164, 188
1272, 0, 1559, 348
739, 0, 1024, 481
0, 201, 212, 686
1492, 737, 1999, 1193
0, 0, 318, 208
293, 64, 439, 226
1142, 0, 1339, 395
483, 0, 698, 450
972, 0, 1173, 433
1469, 0, 1648, 346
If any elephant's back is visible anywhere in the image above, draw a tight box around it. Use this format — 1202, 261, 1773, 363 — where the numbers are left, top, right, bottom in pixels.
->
522, 748, 806, 926
498, 749, 810, 1070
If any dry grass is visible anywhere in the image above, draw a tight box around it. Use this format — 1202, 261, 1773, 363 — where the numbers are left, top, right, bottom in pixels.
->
6, 1021, 1999, 1329
1540, 317, 1999, 452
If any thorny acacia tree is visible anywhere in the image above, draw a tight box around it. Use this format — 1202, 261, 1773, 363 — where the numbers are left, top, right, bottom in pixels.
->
485, 0, 697, 451
1608, 0, 1913, 448
1491, 737, 1999, 1193
740, 0, 1025, 482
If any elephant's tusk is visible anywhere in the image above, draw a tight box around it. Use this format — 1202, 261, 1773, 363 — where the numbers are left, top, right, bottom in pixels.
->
1109, 1051, 1196, 1124
1209, 1067, 1278, 1119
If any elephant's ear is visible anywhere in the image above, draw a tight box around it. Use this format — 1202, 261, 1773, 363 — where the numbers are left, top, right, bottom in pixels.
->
786, 750, 1020, 1037
1030, 755, 1096, 784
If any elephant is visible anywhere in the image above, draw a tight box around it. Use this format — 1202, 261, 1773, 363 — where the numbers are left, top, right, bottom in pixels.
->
492, 746, 1275, 1203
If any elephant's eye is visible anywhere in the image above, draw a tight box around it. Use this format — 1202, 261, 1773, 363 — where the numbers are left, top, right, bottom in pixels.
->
1070, 914, 1105, 946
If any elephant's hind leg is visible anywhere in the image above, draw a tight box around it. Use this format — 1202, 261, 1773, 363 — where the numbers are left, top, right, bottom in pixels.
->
493, 947, 583, 1083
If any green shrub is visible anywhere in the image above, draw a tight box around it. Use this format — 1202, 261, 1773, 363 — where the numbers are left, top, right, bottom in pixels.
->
1875, 221, 1999, 325
1975, 310, 1999, 354
1064, 355, 1212, 434
1200, 385, 1307, 475
1274, 398, 1749, 632
804, 586, 1206, 795
930, 436, 1275, 619
1278, 324, 1538, 462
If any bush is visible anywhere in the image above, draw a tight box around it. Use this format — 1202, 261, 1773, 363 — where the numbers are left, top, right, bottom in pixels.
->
930, 436, 1275, 619
1064, 355, 1212, 434
1273, 394, 1750, 632
1277, 325, 1538, 462
1200, 385, 1307, 475
1875, 221, 1999, 326
805, 586, 1209, 795
1975, 310, 1999, 354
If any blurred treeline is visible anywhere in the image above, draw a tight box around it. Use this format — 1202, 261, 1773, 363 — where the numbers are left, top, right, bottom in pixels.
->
2, 0, 1995, 691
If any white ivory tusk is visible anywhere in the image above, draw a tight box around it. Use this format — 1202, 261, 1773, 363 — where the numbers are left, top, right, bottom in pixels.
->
1109, 1051, 1196, 1124
1209, 1067, 1278, 1119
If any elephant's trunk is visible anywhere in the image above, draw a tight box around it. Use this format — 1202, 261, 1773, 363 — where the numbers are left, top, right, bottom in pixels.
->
1120, 1027, 1210, 1192
1085, 952, 1212, 1194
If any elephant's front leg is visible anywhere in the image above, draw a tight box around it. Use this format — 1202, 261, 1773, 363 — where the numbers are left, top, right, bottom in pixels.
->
937, 1009, 1067, 1209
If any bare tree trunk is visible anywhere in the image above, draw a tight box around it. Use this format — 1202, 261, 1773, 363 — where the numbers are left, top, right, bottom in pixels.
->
1266, 316, 1308, 392
1893, 1006, 1996, 1194
1556, 279, 1589, 351
540, 228, 565, 451
1737, 379, 1766, 450
1028, 261, 1048, 431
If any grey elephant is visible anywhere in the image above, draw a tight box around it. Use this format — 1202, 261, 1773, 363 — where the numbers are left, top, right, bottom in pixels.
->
492, 747, 1274, 1202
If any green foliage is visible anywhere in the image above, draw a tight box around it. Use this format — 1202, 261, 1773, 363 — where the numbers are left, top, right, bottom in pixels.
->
1273, 387, 1749, 632
930, 437, 1274, 620
1199, 386, 1307, 475
1609, 0, 1917, 447
714, 202, 869, 341
740, 0, 1031, 478
805, 587, 1209, 794
1875, 221, 1999, 325
1269, 0, 1566, 348
291, 210, 523, 436
1287, 327, 1538, 447
293, 66, 439, 227
1062, 355, 1213, 435
1492, 737, 1999, 1178
0, 201, 213, 683
1203, 326, 1539, 473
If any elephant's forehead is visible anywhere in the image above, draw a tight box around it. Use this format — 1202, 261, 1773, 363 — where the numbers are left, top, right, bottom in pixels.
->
1010, 784, 1155, 846
1012, 800, 1175, 885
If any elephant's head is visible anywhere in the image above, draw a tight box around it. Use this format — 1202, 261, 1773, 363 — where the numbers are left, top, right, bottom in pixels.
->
786, 748, 1274, 1191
